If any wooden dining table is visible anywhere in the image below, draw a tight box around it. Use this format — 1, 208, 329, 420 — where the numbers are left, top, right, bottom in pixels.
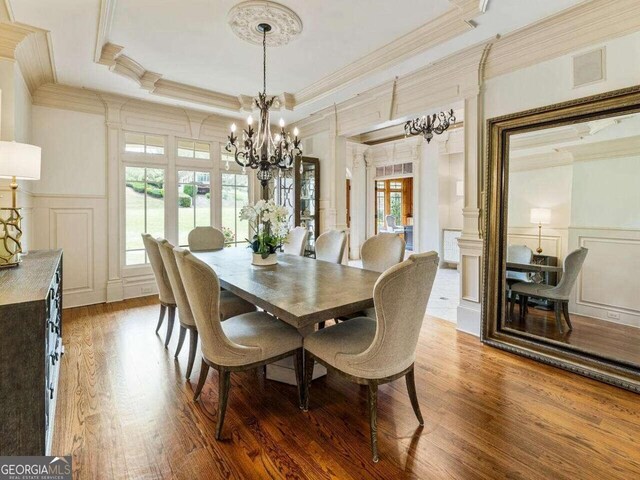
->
191, 247, 381, 384
192, 247, 381, 332
506, 262, 563, 274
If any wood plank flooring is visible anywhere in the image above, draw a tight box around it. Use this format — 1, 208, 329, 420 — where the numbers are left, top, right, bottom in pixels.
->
52, 296, 640, 479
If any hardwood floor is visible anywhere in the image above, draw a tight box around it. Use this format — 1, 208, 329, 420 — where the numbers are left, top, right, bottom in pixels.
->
53, 296, 640, 479
506, 302, 640, 366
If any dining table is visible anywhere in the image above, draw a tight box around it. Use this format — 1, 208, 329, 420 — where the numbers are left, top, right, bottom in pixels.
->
192, 247, 381, 383
506, 261, 563, 274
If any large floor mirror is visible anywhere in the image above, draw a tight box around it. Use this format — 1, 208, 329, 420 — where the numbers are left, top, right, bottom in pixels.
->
483, 86, 640, 392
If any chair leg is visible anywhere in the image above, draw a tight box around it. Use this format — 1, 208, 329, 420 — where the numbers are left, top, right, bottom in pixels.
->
562, 302, 573, 331
318, 321, 326, 329
303, 351, 315, 411
186, 329, 198, 380
554, 302, 564, 333
215, 368, 231, 440
509, 294, 515, 322
519, 295, 527, 320
405, 367, 424, 426
175, 326, 187, 358
193, 359, 209, 401
164, 306, 176, 348
293, 348, 304, 409
155, 304, 167, 334
367, 383, 379, 463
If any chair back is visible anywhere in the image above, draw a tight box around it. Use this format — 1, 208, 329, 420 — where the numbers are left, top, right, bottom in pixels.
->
315, 230, 347, 263
347, 252, 439, 379
188, 226, 225, 251
158, 239, 195, 327
385, 215, 397, 230
283, 226, 309, 256
550, 247, 588, 299
506, 244, 533, 283
141, 234, 175, 304
173, 248, 261, 366
361, 233, 405, 273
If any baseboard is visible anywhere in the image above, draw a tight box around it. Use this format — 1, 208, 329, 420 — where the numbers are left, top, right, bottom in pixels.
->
63, 288, 107, 308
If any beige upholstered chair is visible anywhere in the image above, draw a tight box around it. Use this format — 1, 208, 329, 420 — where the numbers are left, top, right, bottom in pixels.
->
142, 234, 176, 348
385, 215, 404, 234
315, 230, 347, 264
283, 226, 309, 256
173, 248, 304, 439
361, 233, 406, 273
188, 226, 225, 251
303, 251, 439, 462
510, 247, 588, 333
506, 244, 533, 285
158, 239, 255, 379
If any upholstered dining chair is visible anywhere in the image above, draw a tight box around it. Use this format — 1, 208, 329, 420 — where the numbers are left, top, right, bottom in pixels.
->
509, 247, 588, 333
283, 226, 309, 256
339, 232, 406, 321
385, 215, 404, 234
173, 248, 304, 439
158, 239, 256, 380
188, 226, 226, 251
303, 251, 439, 462
315, 230, 347, 264
506, 244, 533, 286
142, 234, 177, 348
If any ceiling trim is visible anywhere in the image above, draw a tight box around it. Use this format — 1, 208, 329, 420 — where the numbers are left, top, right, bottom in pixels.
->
293, 0, 483, 108
94, 0, 117, 63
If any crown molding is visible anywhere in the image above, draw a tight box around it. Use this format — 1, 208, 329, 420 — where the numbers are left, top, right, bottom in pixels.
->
293, 0, 482, 108
0, 21, 56, 93
485, 0, 640, 80
94, 0, 117, 63
560, 134, 640, 162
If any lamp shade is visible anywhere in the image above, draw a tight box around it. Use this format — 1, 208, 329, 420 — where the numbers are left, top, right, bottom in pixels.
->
0, 141, 41, 180
530, 208, 551, 225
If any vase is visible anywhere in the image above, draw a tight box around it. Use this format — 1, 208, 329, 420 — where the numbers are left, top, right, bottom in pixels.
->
252, 252, 277, 266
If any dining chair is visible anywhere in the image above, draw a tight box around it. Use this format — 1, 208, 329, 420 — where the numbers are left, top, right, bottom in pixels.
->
303, 251, 439, 462
315, 230, 347, 264
506, 244, 533, 286
173, 248, 304, 439
340, 232, 406, 321
283, 226, 309, 256
188, 226, 226, 251
159, 239, 257, 379
141, 234, 177, 348
385, 215, 404, 234
509, 247, 588, 333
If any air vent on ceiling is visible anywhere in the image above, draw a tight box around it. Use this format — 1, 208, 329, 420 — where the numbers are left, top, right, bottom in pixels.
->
573, 47, 605, 88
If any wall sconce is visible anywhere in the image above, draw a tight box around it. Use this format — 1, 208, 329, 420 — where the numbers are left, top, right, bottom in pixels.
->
530, 207, 551, 254
0, 141, 42, 267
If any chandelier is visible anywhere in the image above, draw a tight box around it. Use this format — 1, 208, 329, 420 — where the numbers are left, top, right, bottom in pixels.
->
404, 109, 455, 143
225, 23, 302, 187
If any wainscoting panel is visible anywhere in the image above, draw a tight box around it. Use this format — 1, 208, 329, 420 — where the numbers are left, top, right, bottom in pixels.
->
461, 254, 480, 302
49, 208, 93, 293
506, 228, 565, 260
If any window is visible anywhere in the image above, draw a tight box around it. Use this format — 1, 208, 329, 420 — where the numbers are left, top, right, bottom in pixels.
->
124, 132, 165, 155
221, 172, 249, 246
178, 170, 212, 246
125, 166, 165, 265
177, 139, 210, 159
376, 181, 386, 233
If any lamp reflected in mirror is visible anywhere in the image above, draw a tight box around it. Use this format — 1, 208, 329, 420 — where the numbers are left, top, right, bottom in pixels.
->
530, 207, 551, 254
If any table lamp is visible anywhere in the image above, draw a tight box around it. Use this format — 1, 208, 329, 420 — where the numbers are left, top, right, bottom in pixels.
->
0, 141, 42, 267
530, 207, 551, 254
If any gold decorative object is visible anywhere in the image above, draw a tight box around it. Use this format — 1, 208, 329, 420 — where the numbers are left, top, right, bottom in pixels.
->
0, 141, 42, 267
0, 207, 23, 267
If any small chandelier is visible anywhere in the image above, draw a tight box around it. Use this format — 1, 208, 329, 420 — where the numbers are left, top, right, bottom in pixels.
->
404, 109, 455, 143
226, 23, 302, 187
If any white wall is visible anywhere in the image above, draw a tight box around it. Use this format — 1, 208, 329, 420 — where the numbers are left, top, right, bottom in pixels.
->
31, 106, 106, 196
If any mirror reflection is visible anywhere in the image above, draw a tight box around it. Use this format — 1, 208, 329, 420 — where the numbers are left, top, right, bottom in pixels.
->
504, 112, 640, 368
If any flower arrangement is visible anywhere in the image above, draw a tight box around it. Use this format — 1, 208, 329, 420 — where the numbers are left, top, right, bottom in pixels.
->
221, 226, 235, 247
239, 199, 289, 259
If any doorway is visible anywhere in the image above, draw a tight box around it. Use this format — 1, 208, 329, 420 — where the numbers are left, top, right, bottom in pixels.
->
374, 177, 413, 250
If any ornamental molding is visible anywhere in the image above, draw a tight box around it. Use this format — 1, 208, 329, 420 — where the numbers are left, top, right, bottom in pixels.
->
227, 1, 303, 47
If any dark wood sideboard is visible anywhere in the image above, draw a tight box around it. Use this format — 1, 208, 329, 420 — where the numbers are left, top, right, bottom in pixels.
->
0, 250, 63, 455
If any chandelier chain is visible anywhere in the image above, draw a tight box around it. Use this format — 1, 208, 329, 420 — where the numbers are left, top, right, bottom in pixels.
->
263, 28, 267, 95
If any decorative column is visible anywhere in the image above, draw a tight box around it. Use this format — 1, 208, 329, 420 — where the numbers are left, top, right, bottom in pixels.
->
348, 143, 368, 259
103, 96, 126, 303
456, 92, 484, 336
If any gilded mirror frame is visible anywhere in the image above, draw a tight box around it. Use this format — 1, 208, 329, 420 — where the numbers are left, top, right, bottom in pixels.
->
482, 85, 640, 393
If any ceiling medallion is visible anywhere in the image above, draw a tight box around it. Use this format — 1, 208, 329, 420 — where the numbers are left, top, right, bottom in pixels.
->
228, 1, 303, 47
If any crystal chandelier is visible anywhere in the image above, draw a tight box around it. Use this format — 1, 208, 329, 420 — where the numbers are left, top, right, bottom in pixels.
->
404, 109, 455, 143
225, 23, 302, 188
